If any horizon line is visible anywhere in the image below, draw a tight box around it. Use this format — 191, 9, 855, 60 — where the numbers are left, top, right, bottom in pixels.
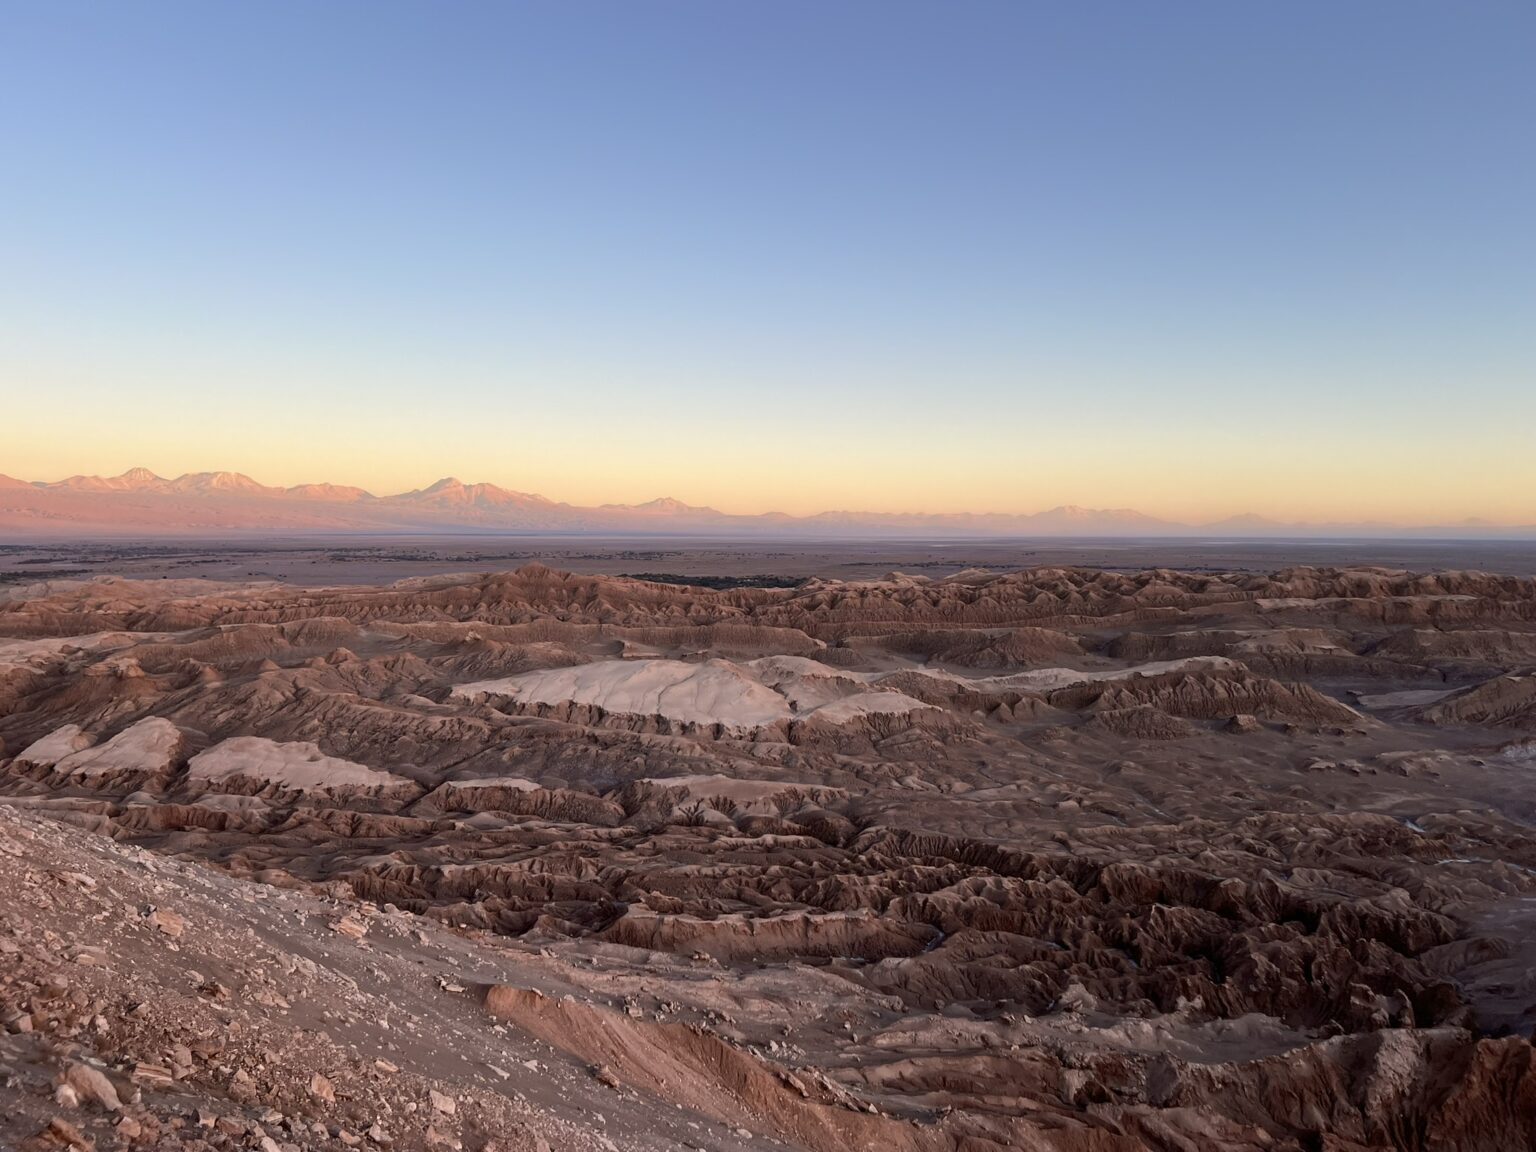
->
4, 464, 1534, 531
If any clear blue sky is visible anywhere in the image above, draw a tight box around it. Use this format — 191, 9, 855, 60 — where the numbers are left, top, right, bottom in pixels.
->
3, 2, 1533, 521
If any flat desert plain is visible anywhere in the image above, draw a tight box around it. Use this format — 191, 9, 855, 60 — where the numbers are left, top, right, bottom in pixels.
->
6, 534, 1536, 586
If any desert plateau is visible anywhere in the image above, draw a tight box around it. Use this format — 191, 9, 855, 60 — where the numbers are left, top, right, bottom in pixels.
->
4, 559, 1536, 1150
8, 3, 1534, 1148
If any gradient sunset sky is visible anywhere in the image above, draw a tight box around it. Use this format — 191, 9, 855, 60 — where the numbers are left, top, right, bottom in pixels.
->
3, 2, 1533, 523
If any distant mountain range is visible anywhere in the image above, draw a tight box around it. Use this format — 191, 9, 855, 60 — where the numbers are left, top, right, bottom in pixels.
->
1, 468, 1532, 539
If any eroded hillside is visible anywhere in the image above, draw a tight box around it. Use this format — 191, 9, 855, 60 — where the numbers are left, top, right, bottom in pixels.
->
4, 564, 1536, 1151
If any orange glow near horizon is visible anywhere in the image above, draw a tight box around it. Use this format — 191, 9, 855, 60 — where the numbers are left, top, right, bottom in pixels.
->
6, 414, 1535, 526
4, 4, 1532, 533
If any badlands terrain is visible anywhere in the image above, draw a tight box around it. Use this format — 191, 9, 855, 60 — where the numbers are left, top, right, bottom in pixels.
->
3, 561, 1536, 1150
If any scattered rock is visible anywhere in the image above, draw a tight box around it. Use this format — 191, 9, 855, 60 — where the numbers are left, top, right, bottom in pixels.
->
43, 1117, 94, 1151
591, 1064, 621, 1091
130, 1063, 174, 1090
147, 908, 186, 939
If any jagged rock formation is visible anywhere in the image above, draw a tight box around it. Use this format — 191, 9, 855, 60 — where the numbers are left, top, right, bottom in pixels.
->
4, 563, 1536, 1150
1423, 673, 1536, 727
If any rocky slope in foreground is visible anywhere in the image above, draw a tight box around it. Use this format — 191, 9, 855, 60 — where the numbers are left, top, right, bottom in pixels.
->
4, 564, 1536, 1149
6, 800, 1536, 1152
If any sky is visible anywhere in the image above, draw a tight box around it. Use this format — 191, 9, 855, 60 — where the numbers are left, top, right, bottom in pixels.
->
2, 2, 1533, 524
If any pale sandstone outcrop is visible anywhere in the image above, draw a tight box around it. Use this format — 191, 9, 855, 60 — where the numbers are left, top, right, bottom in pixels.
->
50, 718, 186, 786
187, 737, 422, 801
